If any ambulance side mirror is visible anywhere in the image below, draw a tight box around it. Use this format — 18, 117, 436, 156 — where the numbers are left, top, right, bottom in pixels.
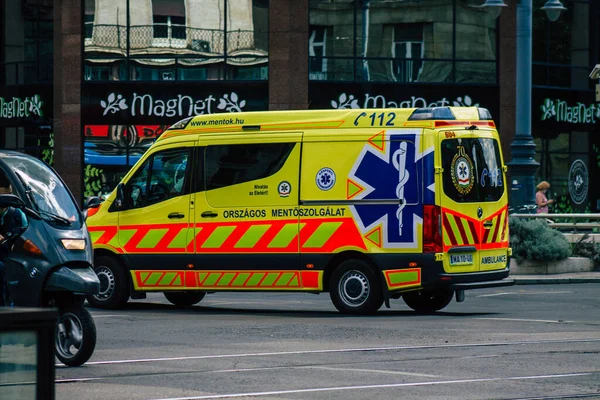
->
114, 183, 125, 210
84, 196, 102, 210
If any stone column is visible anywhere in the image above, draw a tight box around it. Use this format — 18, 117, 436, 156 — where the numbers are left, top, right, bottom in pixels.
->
269, 0, 308, 110
499, 5, 517, 165
53, 0, 83, 204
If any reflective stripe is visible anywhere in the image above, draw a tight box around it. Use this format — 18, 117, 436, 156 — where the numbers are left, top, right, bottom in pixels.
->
132, 270, 323, 291
384, 268, 421, 289
168, 229, 190, 249
268, 223, 301, 248
138, 229, 168, 249
302, 221, 342, 248
235, 225, 271, 248
91, 217, 365, 254
202, 226, 236, 248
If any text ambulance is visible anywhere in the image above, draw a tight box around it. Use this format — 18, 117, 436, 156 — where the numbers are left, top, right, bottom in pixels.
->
86, 107, 514, 314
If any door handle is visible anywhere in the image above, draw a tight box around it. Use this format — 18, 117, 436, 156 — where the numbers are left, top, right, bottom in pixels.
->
201, 211, 218, 218
168, 212, 185, 219
483, 221, 493, 229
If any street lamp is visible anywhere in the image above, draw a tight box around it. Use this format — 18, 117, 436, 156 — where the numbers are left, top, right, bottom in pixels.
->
482, 0, 566, 209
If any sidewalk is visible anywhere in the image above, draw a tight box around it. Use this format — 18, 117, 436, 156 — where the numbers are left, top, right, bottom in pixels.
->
511, 271, 600, 284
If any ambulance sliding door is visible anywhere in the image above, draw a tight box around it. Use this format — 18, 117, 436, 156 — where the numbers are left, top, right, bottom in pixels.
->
189, 133, 304, 291
299, 129, 424, 270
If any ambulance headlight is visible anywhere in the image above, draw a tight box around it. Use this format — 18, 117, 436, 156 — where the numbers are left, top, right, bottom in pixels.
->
61, 239, 86, 250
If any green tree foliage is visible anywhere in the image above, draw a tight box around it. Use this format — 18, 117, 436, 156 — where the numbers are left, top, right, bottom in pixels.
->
84, 164, 104, 197
509, 217, 571, 262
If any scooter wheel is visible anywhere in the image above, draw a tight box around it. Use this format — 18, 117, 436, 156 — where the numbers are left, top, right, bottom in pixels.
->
55, 305, 97, 367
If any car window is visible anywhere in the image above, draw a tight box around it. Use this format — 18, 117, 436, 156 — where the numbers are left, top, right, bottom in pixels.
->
205, 143, 295, 190
441, 138, 504, 203
125, 149, 189, 208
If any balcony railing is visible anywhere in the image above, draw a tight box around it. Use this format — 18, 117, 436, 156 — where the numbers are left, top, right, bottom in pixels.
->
84, 23, 264, 56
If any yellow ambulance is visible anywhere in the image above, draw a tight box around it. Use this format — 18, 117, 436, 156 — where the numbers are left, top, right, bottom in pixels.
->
86, 107, 514, 314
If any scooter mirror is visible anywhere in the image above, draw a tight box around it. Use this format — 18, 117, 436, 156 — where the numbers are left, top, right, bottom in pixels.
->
0, 194, 26, 209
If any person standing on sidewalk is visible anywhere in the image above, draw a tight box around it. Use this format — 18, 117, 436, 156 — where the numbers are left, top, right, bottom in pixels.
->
535, 181, 554, 214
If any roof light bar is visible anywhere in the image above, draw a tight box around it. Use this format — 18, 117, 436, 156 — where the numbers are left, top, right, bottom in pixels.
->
477, 108, 493, 120
408, 107, 456, 121
167, 117, 193, 130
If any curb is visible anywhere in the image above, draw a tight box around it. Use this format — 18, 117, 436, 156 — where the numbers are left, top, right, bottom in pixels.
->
512, 276, 600, 285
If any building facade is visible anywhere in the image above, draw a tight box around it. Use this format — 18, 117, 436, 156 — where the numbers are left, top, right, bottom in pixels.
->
0, 0, 599, 210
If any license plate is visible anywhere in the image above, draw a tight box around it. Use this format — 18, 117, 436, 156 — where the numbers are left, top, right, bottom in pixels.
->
450, 254, 473, 266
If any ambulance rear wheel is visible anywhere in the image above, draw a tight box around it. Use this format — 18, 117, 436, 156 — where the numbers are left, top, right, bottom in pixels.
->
87, 256, 130, 310
329, 259, 383, 315
164, 292, 205, 307
402, 289, 453, 313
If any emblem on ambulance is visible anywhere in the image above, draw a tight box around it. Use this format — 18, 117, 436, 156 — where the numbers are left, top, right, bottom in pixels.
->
450, 146, 474, 195
278, 181, 291, 197
346, 130, 435, 249
316, 167, 336, 191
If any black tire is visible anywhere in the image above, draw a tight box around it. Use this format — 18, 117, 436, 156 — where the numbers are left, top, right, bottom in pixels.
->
164, 291, 206, 306
87, 256, 130, 309
55, 305, 97, 367
402, 289, 454, 313
329, 259, 383, 315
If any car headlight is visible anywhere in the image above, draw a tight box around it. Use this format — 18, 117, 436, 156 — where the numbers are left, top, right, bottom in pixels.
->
61, 239, 86, 250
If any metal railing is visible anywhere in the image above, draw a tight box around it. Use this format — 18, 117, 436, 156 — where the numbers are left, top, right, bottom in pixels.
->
510, 213, 600, 232
84, 23, 261, 55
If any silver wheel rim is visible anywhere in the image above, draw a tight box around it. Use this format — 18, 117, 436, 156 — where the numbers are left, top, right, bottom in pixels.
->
94, 266, 115, 301
338, 270, 370, 308
56, 312, 83, 360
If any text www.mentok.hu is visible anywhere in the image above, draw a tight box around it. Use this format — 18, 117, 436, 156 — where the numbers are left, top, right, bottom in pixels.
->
190, 117, 244, 127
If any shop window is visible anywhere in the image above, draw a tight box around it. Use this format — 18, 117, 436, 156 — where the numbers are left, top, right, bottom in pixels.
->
392, 24, 424, 83
84, 14, 94, 39
226, 62, 268, 80
131, 62, 176, 81
309, 26, 329, 80
0, 127, 54, 163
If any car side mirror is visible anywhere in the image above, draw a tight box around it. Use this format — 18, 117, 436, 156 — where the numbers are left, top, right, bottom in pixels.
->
0, 194, 26, 209
84, 196, 103, 210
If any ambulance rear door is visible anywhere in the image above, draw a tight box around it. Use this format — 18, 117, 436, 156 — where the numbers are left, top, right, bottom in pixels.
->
438, 131, 502, 273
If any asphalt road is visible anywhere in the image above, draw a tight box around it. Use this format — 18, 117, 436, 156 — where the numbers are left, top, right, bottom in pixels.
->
55, 284, 600, 400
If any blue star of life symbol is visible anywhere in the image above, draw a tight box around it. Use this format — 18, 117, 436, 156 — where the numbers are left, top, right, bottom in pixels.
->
348, 131, 435, 248
459, 164, 467, 177
320, 174, 331, 186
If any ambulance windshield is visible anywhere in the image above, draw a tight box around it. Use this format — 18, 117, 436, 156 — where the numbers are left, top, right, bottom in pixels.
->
441, 138, 504, 203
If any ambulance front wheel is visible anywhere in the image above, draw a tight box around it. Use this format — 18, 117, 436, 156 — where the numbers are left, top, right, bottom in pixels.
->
402, 289, 453, 313
164, 292, 206, 306
87, 256, 130, 310
329, 259, 383, 315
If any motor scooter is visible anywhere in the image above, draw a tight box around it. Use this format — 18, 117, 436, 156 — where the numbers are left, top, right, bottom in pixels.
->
0, 151, 102, 367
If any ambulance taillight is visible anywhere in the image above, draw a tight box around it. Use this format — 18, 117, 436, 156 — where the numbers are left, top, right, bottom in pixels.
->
423, 205, 442, 253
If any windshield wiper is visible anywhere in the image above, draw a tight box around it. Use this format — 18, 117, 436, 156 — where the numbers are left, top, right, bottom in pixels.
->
36, 209, 71, 225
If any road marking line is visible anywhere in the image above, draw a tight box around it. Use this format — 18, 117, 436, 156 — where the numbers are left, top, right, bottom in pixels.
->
476, 292, 513, 297
55, 378, 103, 383
147, 373, 592, 400
477, 291, 571, 298
476, 317, 574, 324
73, 338, 600, 367
308, 366, 439, 378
